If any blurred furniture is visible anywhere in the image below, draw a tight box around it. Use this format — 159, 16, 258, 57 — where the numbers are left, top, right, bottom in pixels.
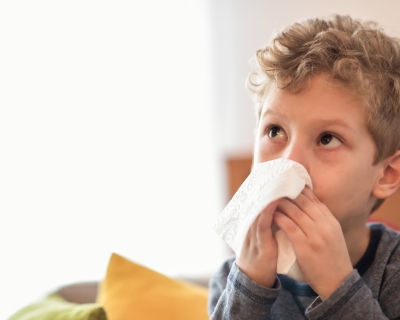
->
57, 282, 100, 304
57, 275, 209, 305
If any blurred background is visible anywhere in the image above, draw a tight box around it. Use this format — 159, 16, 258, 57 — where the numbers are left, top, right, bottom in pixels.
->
2, 0, 400, 318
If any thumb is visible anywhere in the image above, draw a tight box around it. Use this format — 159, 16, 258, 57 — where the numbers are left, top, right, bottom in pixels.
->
257, 200, 279, 243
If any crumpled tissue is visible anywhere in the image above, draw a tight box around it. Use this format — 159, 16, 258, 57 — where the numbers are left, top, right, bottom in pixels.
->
213, 158, 313, 274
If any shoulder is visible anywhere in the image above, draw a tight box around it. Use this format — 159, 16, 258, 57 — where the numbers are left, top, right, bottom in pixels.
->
366, 223, 400, 290
375, 223, 400, 260
377, 224, 400, 269
360, 224, 400, 287
367, 223, 400, 268
370, 224, 400, 318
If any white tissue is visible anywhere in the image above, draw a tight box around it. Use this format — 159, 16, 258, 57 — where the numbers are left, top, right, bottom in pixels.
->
213, 158, 312, 274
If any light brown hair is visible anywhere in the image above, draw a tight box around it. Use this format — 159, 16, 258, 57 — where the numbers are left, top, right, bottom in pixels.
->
248, 14, 400, 165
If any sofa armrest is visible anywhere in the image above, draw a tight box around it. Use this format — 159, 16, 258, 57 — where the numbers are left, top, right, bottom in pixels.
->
56, 281, 99, 304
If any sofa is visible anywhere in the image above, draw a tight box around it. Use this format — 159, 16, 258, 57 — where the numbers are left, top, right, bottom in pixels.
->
9, 253, 211, 320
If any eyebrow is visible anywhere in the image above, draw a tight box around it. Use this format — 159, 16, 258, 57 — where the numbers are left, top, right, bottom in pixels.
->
260, 109, 358, 133
260, 109, 278, 117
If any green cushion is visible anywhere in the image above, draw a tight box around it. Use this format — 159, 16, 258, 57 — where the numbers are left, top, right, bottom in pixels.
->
9, 293, 107, 320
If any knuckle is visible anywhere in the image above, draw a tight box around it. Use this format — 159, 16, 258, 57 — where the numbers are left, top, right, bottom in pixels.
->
302, 199, 314, 213
309, 193, 320, 205
285, 221, 298, 234
294, 208, 304, 219
308, 237, 324, 251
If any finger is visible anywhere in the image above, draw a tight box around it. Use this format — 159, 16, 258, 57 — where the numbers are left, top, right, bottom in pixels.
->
258, 200, 279, 232
245, 201, 276, 248
291, 187, 327, 221
246, 213, 260, 248
286, 193, 321, 222
273, 211, 307, 242
278, 197, 315, 233
302, 186, 337, 220
256, 200, 278, 244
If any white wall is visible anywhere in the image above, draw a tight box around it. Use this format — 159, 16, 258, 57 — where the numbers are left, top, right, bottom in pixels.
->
0, 1, 227, 318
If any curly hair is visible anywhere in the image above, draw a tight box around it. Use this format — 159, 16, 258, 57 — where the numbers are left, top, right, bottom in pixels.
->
247, 14, 400, 165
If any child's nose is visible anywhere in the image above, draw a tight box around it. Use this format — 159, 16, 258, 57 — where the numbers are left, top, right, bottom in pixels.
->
281, 140, 309, 169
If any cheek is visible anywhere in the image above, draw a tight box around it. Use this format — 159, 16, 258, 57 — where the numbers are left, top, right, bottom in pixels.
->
253, 138, 269, 164
253, 138, 285, 164
253, 147, 277, 164
309, 176, 333, 206
310, 170, 350, 215
311, 165, 375, 219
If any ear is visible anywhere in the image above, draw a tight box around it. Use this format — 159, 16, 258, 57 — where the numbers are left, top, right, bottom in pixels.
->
373, 150, 400, 199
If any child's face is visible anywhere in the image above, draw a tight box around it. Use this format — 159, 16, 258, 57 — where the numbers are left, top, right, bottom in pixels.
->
254, 75, 382, 230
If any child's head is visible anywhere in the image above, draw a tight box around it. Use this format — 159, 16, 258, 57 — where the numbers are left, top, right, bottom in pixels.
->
248, 14, 400, 165
247, 14, 400, 217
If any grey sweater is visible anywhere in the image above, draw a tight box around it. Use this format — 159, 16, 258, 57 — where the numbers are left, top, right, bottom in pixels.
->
208, 223, 400, 319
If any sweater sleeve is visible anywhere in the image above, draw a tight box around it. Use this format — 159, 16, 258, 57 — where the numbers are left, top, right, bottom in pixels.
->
305, 269, 400, 320
208, 259, 280, 320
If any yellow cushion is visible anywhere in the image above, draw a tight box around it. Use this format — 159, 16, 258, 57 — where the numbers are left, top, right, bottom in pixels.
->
97, 253, 209, 320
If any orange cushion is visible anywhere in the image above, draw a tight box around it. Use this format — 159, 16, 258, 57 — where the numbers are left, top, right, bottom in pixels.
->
97, 253, 209, 320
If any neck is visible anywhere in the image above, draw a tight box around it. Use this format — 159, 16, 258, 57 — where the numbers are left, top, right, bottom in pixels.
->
343, 223, 371, 266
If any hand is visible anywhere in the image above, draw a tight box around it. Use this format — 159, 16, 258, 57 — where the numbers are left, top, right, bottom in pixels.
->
236, 201, 279, 288
273, 187, 353, 300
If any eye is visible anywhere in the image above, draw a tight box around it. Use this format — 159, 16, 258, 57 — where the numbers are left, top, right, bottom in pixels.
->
318, 133, 342, 148
267, 126, 287, 140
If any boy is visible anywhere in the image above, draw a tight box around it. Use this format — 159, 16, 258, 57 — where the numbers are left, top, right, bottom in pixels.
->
209, 15, 400, 319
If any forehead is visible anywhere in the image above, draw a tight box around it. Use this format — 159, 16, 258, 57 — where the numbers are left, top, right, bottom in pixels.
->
259, 76, 368, 129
